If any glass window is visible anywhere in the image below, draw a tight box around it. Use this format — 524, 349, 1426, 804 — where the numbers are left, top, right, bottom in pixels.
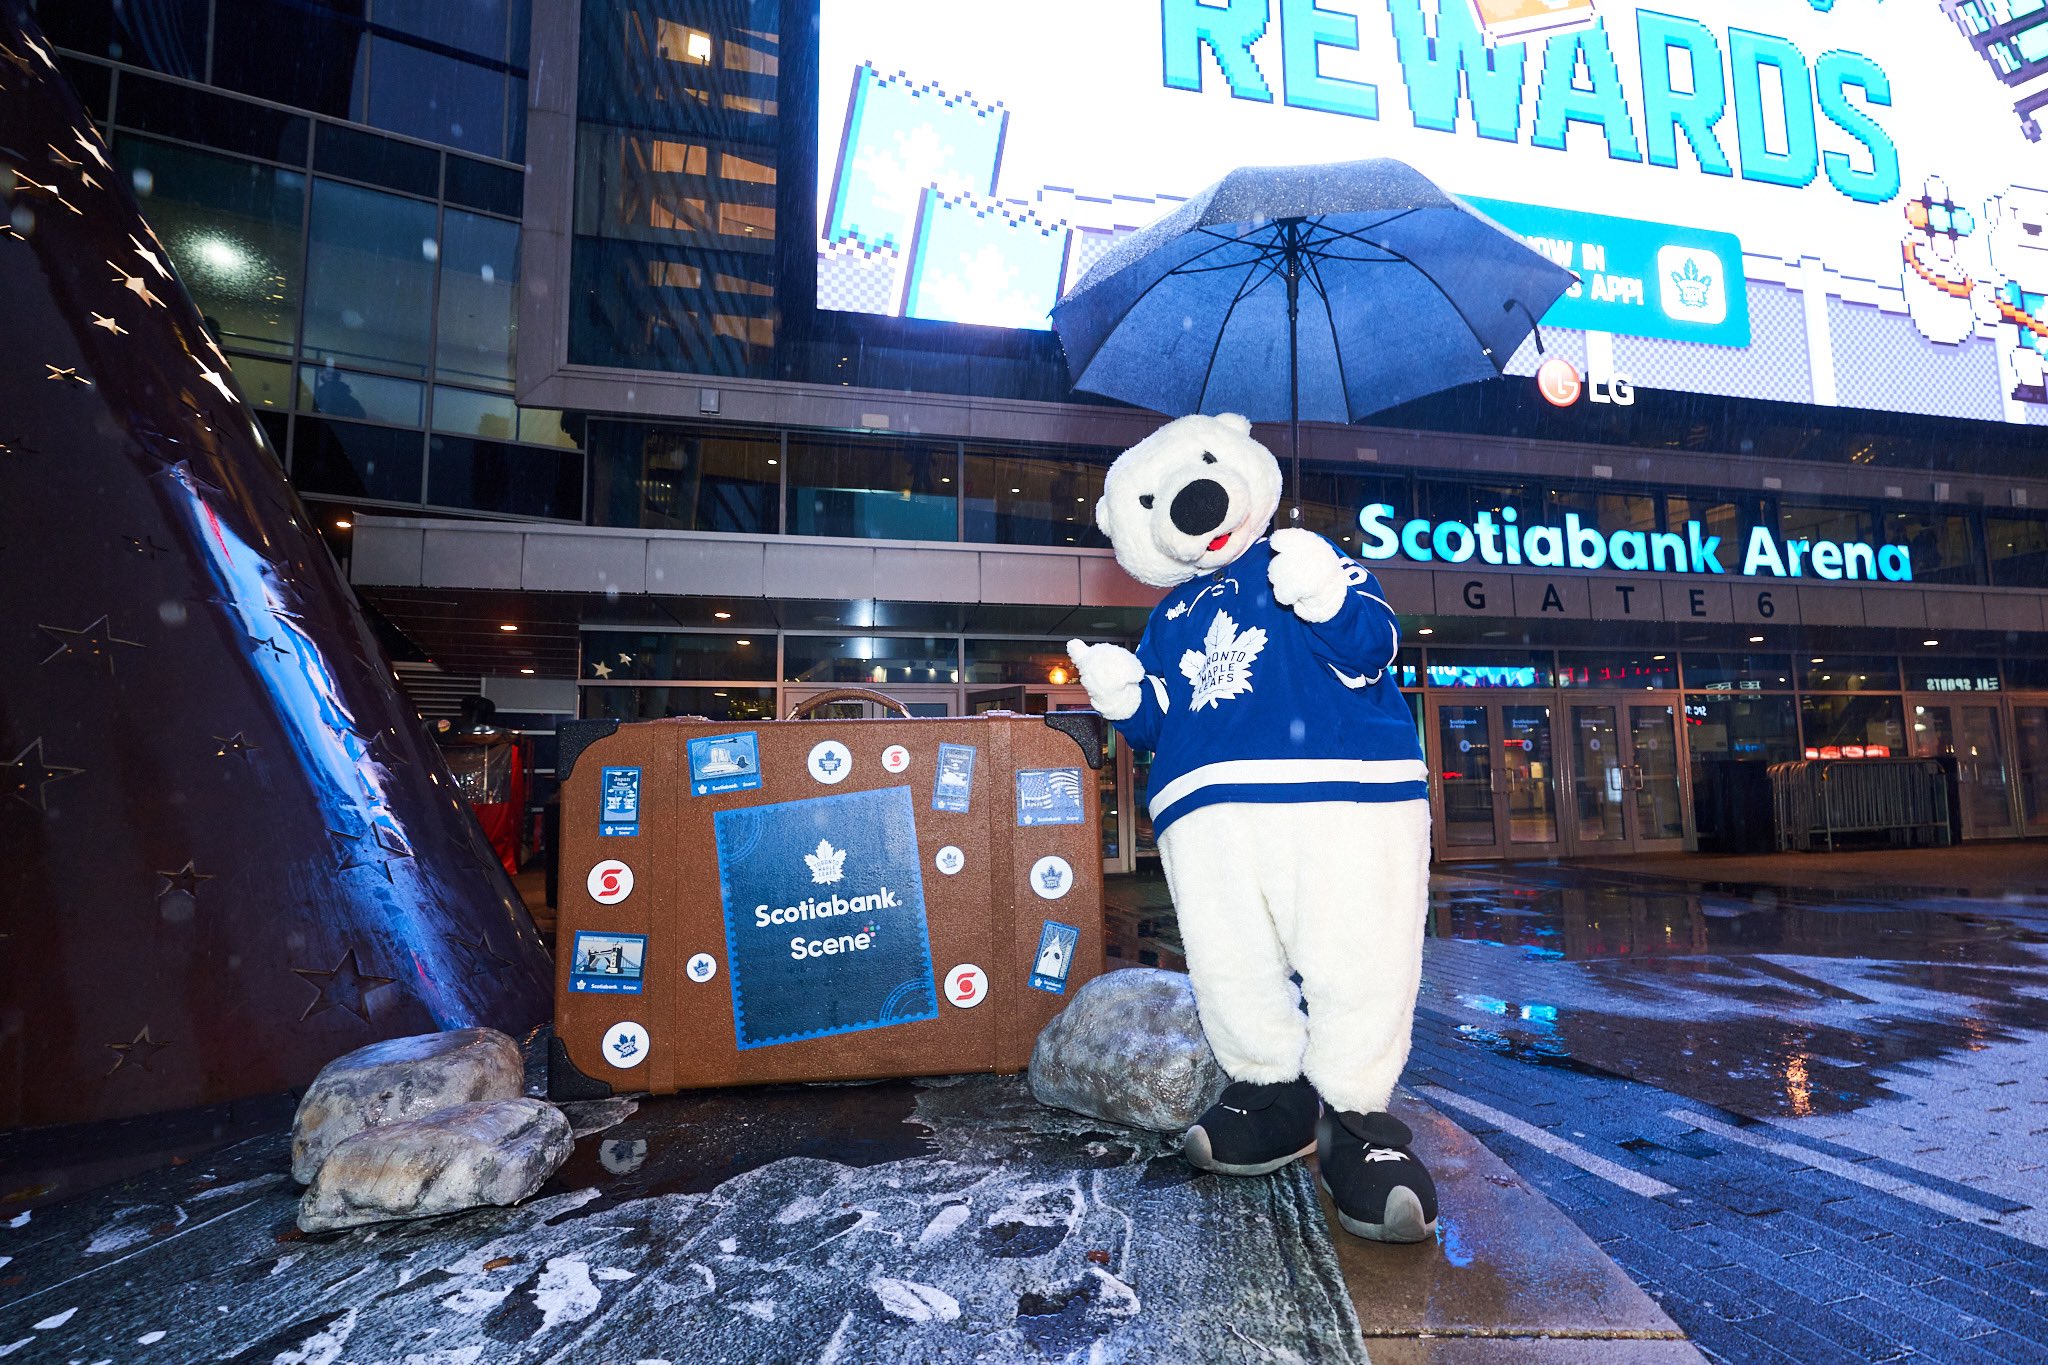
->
1780, 501, 1876, 546
1556, 653, 1679, 690
1884, 508, 1983, 586
784, 636, 956, 685
517, 408, 580, 449
586, 422, 777, 532
212, 0, 368, 120
578, 632, 769, 682
1416, 481, 1533, 526
786, 437, 956, 541
1296, 469, 1410, 558
1423, 651, 1553, 689
1393, 648, 1422, 690
432, 388, 518, 439
436, 209, 519, 388
365, 37, 509, 158
963, 449, 1109, 548
291, 416, 423, 503
1904, 658, 2002, 693
1684, 695, 1800, 762
373, 0, 510, 61
426, 435, 582, 520
1987, 512, 2048, 587
580, 686, 776, 723
2005, 658, 2048, 690
304, 179, 439, 376
445, 156, 524, 217
36, 0, 209, 79
1547, 487, 1658, 535
1681, 653, 1795, 691
225, 355, 293, 411
1799, 655, 1899, 692
1801, 695, 1906, 757
116, 137, 305, 357
314, 123, 440, 198
1664, 494, 1755, 552
298, 365, 425, 426
966, 639, 1080, 685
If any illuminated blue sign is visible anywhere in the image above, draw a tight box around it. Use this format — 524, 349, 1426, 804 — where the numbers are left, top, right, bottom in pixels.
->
1357, 504, 1913, 582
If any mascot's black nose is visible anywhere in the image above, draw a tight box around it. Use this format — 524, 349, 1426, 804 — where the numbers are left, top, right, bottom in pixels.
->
1169, 478, 1230, 536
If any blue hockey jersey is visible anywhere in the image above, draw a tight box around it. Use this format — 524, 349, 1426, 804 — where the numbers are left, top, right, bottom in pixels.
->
1116, 534, 1427, 834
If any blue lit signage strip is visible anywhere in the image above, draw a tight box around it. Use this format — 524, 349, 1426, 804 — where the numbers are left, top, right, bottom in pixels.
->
1357, 504, 1913, 582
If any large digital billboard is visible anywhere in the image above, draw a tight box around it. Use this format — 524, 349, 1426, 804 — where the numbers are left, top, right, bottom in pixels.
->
817, 1, 2048, 424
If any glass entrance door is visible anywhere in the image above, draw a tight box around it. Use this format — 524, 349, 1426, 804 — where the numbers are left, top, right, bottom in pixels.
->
2014, 702, 2048, 835
1429, 698, 1564, 858
1908, 699, 2020, 839
1565, 697, 1689, 853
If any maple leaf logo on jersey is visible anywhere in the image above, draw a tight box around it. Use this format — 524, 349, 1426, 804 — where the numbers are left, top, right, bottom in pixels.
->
1180, 610, 1267, 711
805, 839, 847, 884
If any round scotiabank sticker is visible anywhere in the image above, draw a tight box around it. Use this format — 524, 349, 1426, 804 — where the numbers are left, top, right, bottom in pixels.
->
1030, 855, 1075, 901
686, 952, 717, 983
602, 1020, 649, 1069
587, 859, 634, 905
881, 744, 910, 774
934, 845, 965, 876
944, 963, 987, 1008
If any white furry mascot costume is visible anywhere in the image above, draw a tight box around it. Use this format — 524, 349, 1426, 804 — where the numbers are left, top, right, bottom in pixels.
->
1067, 412, 1436, 1243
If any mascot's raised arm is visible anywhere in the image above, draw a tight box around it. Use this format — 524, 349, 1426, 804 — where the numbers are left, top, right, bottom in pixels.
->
1066, 412, 1438, 1244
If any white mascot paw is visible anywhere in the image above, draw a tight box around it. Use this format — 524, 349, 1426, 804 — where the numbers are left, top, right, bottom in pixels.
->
1268, 527, 1348, 624
1066, 639, 1146, 721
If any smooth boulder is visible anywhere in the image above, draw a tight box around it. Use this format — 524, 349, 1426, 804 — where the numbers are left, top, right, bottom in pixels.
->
297, 1097, 574, 1232
290, 1028, 524, 1183
1029, 968, 1229, 1132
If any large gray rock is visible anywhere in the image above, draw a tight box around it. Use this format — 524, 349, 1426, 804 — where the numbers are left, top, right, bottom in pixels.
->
297, 1097, 574, 1232
290, 1028, 524, 1183
1029, 968, 1229, 1132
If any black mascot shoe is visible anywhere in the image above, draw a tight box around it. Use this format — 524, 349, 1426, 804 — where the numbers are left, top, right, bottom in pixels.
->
1316, 1109, 1439, 1243
1183, 1078, 1321, 1176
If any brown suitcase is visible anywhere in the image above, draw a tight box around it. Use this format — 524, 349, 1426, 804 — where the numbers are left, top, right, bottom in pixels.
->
548, 690, 1106, 1099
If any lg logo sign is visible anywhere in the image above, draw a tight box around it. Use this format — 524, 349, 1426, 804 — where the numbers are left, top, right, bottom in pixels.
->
1536, 358, 1634, 408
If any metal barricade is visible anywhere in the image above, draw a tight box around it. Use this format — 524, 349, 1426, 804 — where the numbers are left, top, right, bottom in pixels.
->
1767, 759, 1952, 852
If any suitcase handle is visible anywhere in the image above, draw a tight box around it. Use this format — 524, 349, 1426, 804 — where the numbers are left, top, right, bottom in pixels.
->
785, 687, 915, 720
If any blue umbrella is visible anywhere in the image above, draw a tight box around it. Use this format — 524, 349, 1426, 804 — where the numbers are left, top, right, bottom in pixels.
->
1052, 158, 1577, 503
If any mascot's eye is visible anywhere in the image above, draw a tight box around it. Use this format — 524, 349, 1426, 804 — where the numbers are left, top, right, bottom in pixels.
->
1139, 494, 1155, 509
1201, 452, 1217, 464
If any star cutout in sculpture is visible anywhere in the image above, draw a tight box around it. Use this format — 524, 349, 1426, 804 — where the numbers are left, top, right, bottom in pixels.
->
294, 949, 395, 1024
47, 143, 79, 168
90, 312, 126, 336
0, 41, 30, 74
4, 739, 83, 811
105, 1026, 169, 1076
123, 534, 170, 559
108, 261, 163, 308
44, 364, 90, 386
128, 233, 170, 279
213, 732, 259, 760
22, 35, 53, 69
592, 661, 612, 679
329, 827, 406, 882
73, 128, 110, 170
156, 861, 215, 898
247, 633, 291, 660
39, 616, 143, 672
446, 932, 516, 977
198, 368, 237, 404
619, 653, 633, 664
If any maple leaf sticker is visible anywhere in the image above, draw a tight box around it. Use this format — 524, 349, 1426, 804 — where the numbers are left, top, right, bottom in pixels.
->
1179, 610, 1267, 711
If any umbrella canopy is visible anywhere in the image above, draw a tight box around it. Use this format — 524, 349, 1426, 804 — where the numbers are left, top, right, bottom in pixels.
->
1052, 159, 1578, 428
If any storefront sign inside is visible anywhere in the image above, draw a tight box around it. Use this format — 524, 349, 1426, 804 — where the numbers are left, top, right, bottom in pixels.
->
1357, 504, 1915, 582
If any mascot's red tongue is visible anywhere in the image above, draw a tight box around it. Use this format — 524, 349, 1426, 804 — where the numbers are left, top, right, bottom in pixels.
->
1207, 532, 1231, 551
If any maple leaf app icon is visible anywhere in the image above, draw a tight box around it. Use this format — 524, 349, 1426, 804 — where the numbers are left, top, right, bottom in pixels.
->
805, 838, 848, 884
1180, 610, 1268, 711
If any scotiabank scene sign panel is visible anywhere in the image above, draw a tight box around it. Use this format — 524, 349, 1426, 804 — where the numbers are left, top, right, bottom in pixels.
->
818, 1, 2048, 422
1358, 504, 1914, 581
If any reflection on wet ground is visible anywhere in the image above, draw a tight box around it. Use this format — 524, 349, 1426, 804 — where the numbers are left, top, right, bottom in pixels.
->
1425, 854, 2048, 1119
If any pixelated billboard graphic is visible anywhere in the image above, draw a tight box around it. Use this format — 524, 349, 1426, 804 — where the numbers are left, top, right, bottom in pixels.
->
819, 0, 2048, 422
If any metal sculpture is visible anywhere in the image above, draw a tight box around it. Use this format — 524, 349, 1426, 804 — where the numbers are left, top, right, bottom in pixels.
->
0, 5, 553, 1128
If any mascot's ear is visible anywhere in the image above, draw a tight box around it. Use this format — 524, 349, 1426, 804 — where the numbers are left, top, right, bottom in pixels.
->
1216, 412, 1253, 436
1094, 494, 1115, 539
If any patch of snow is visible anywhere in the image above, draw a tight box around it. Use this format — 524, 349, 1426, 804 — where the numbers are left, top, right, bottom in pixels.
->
534, 1259, 600, 1332
871, 1278, 960, 1324
272, 1307, 356, 1365
137, 1331, 167, 1345
31, 1307, 76, 1330
916, 1203, 970, 1245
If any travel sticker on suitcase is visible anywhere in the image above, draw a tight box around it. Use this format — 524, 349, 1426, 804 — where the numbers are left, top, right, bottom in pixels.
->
712, 785, 940, 1048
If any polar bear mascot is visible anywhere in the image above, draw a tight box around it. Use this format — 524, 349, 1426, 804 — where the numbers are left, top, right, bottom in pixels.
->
1066, 412, 1436, 1243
